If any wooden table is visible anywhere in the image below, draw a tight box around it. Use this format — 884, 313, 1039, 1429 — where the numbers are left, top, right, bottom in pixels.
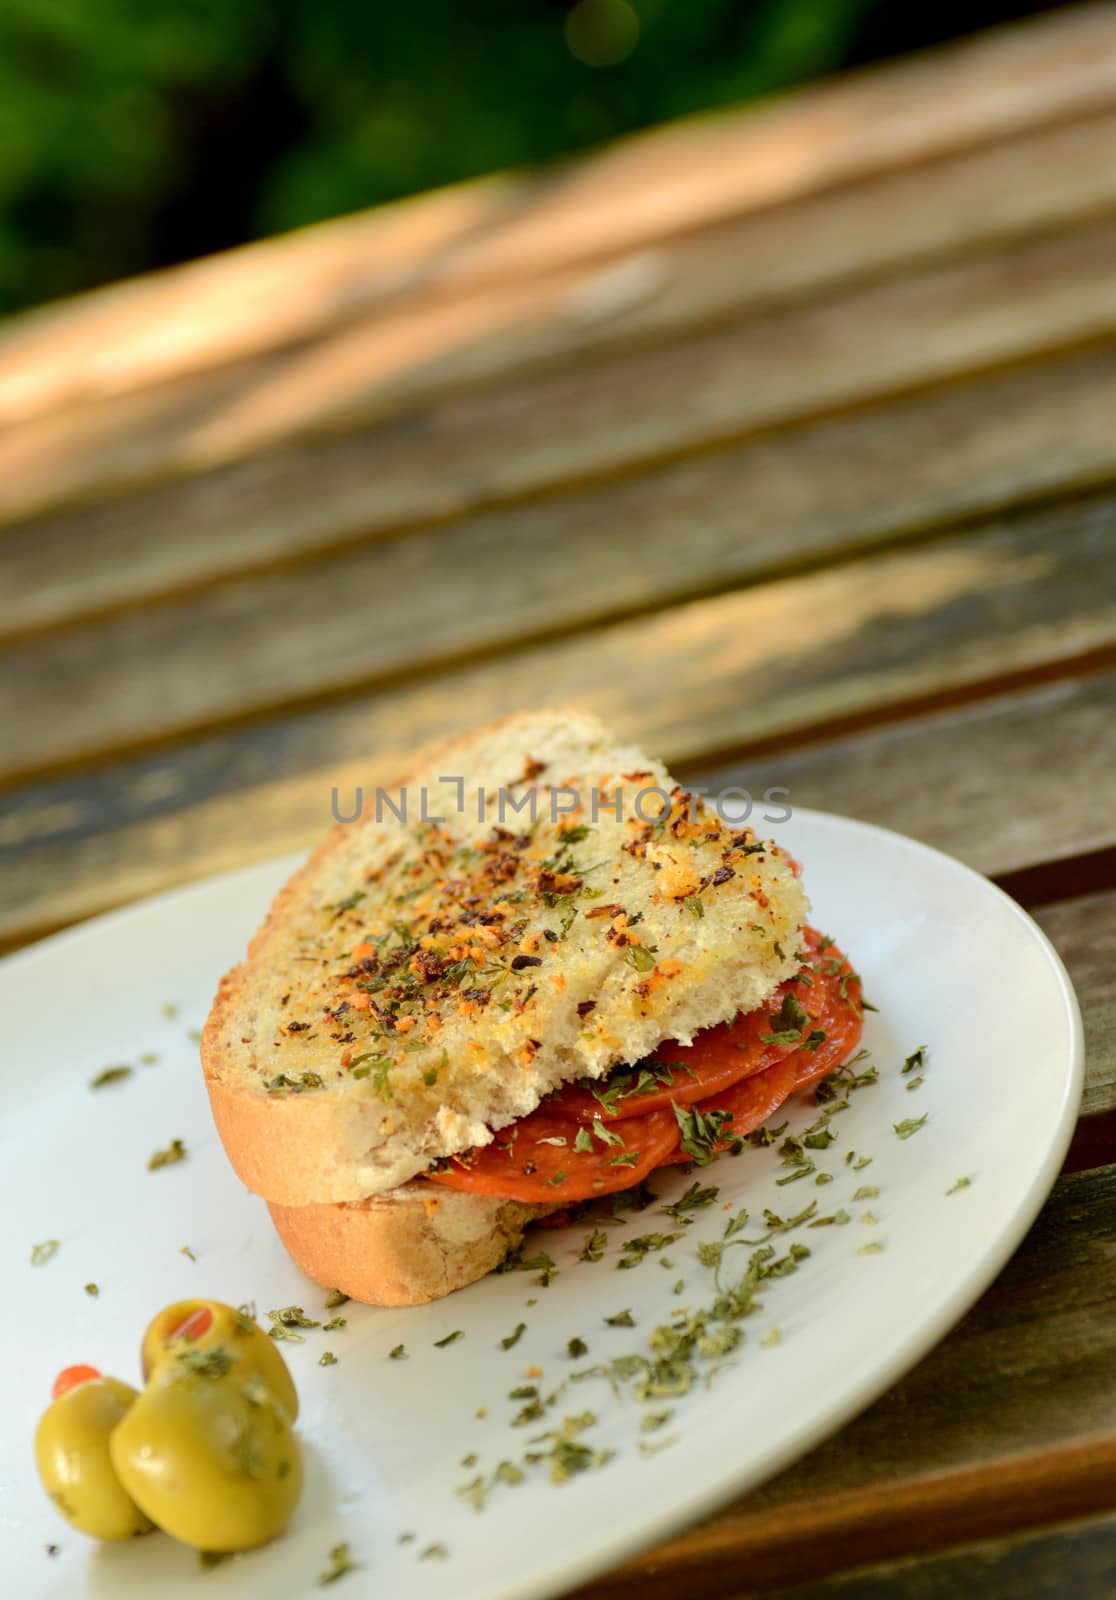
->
4, 6, 1116, 1593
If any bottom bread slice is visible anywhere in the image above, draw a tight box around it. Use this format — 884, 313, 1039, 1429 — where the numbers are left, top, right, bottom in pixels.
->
267, 1183, 557, 1307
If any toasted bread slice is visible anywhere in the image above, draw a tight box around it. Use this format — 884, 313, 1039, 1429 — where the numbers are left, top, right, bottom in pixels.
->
203, 709, 807, 1204
267, 1186, 556, 1307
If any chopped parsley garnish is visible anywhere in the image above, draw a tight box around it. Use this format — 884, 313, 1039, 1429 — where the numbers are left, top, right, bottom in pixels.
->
147, 1138, 187, 1170
604, 1309, 635, 1328
618, 1233, 681, 1269
457, 1459, 526, 1511
325, 1289, 349, 1309
576, 1235, 812, 1405
348, 1056, 393, 1097
661, 1182, 719, 1220
498, 1247, 558, 1286
267, 1306, 321, 1330
319, 1351, 338, 1367
525, 1412, 614, 1483
178, 1345, 235, 1377
265, 1073, 302, 1093
567, 1337, 589, 1359
500, 1323, 527, 1350
580, 1229, 607, 1263
673, 1102, 736, 1165
84, 1282, 99, 1296
760, 991, 809, 1045
389, 1345, 407, 1360
434, 1330, 464, 1348
90, 1064, 132, 1089
858, 1241, 884, 1255
587, 1058, 690, 1114
809, 1209, 851, 1227
947, 1176, 973, 1195
318, 1542, 358, 1584
31, 1240, 59, 1267
511, 1394, 546, 1427
624, 945, 657, 973
893, 1115, 928, 1140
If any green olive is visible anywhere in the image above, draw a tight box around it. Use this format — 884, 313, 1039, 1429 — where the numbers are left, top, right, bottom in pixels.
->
35, 1378, 154, 1541
110, 1362, 302, 1551
140, 1300, 298, 1421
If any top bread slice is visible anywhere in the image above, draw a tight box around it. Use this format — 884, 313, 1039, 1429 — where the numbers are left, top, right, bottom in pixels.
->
203, 709, 808, 1205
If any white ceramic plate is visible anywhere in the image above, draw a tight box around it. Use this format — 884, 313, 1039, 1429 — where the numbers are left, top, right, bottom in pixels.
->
1, 809, 1082, 1600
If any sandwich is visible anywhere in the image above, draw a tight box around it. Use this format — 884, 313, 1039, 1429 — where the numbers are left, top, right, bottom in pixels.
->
202, 710, 863, 1305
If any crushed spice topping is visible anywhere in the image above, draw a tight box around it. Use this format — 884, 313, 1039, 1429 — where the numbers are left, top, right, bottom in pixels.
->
249, 778, 800, 1118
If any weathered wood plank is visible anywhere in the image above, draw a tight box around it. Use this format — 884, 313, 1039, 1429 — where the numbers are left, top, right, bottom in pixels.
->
5, 486, 1116, 786
740, 1512, 1116, 1600
9, 113, 1116, 553
701, 671, 1116, 887
6, 204, 1116, 533
4, 4, 1116, 429
7, 337, 1116, 641
4, 640, 1116, 960
573, 1165, 1116, 1599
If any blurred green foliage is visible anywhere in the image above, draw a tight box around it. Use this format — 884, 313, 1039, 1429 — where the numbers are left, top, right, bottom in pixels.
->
0, 0, 912, 313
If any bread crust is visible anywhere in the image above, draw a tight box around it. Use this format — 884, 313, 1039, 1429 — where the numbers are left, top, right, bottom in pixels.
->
267, 1185, 555, 1307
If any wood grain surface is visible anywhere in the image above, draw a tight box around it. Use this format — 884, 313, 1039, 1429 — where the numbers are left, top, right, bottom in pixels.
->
757, 1511, 1116, 1600
8, 206, 1116, 531
5, 338, 1116, 641
7, 487, 1116, 783
3, 10, 1115, 1595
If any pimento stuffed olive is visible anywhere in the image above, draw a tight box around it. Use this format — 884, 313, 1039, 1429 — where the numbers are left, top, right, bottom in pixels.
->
109, 1355, 302, 1551
34, 1369, 154, 1541
140, 1299, 298, 1421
